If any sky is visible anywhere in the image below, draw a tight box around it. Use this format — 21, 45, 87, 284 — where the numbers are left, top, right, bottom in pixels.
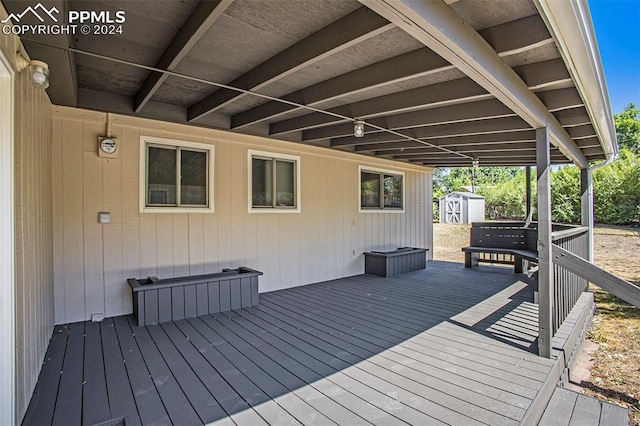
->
588, 0, 640, 114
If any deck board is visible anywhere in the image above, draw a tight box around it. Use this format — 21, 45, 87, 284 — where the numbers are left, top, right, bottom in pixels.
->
52, 322, 84, 426
251, 295, 523, 424
278, 279, 549, 372
126, 318, 203, 425
23, 261, 611, 425
540, 387, 629, 426
100, 318, 141, 426
112, 316, 171, 425
82, 321, 111, 425
21, 325, 68, 426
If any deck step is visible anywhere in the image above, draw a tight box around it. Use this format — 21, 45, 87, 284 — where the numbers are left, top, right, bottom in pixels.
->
539, 387, 628, 426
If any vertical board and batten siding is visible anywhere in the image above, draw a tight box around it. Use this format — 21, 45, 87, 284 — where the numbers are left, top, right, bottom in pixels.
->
0, 8, 55, 423
52, 106, 433, 324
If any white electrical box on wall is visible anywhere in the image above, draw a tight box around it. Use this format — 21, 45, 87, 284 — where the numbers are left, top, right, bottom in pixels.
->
98, 137, 119, 158
98, 212, 112, 224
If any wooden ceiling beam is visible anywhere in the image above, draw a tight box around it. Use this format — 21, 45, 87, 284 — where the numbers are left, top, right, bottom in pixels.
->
409, 153, 566, 164
353, 131, 537, 151
567, 124, 597, 139
281, 58, 570, 140
232, 13, 550, 129
416, 158, 569, 167
78, 88, 230, 129
513, 58, 571, 90
188, 7, 393, 121
536, 88, 584, 111
378, 142, 540, 157
232, 47, 452, 129
404, 154, 568, 162
302, 98, 515, 141
270, 77, 490, 135
332, 116, 531, 147
362, 0, 588, 167
134, 0, 234, 113
553, 107, 592, 127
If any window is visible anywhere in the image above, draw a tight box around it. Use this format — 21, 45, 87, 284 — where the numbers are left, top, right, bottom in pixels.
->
359, 166, 404, 212
140, 136, 214, 213
248, 150, 300, 213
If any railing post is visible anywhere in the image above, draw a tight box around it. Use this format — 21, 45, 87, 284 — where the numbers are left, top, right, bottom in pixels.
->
580, 168, 593, 262
537, 127, 554, 358
525, 166, 532, 219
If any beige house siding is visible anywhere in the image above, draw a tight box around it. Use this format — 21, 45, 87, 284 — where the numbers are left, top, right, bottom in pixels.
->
0, 6, 55, 423
52, 106, 433, 324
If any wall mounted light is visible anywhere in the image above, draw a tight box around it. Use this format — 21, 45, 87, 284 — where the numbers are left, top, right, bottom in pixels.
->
472, 157, 480, 168
16, 53, 50, 89
353, 120, 365, 138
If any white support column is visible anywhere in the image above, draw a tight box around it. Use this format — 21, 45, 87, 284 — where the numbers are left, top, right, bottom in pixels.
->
581, 168, 594, 262
536, 127, 554, 358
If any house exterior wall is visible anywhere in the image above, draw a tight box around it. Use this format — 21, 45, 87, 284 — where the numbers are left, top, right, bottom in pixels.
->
52, 107, 434, 324
0, 7, 55, 423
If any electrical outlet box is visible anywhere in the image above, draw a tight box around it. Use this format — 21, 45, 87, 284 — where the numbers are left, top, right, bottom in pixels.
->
98, 212, 112, 224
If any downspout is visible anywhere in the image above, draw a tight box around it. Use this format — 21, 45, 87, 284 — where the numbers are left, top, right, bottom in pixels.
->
585, 153, 617, 261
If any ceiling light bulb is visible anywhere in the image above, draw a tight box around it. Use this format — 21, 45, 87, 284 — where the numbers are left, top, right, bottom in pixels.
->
28, 60, 49, 89
32, 71, 47, 85
472, 158, 480, 168
354, 120, 365, 138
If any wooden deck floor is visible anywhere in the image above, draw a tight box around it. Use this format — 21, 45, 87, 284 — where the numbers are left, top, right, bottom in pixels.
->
24, 261, 586, 425
540, 388, 628, 426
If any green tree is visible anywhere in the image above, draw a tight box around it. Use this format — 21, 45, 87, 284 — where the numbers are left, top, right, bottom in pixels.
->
615, 103, 640, 153
478, 170, 529, 220
550, 165, 580, 223
433, 166, 520, 196
593, 147, 640, 224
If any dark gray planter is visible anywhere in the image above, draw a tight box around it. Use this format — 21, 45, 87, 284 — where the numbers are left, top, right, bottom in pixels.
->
127, 267, 262, 326
364, 247, 428, 277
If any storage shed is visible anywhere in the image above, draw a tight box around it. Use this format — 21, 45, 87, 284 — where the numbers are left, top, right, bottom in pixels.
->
439, 192, 485, 224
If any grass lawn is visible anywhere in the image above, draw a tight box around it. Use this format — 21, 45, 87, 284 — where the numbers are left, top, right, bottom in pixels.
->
433, 223, 640, 425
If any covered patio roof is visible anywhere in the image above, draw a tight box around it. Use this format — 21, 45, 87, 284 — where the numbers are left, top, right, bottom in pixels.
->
6, 0, 617, 167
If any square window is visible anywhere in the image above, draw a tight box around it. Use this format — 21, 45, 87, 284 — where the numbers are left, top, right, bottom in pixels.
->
140, 137, 214, 213
359, 166, 404, 212
249, 150, 300, 213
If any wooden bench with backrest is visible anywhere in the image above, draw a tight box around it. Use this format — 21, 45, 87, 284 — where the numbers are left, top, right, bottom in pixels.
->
462, 222, 538, 273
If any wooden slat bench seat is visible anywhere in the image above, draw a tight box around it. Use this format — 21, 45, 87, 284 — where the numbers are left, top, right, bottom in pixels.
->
462, 247, 538, 273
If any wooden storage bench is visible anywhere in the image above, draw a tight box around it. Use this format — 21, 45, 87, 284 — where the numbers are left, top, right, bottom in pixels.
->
127, 267, 262, 326
364, 247, 428, 277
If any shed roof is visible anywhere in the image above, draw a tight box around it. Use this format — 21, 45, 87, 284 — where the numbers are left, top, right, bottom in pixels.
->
4, 0, 617, 168
439, 192, 485, 200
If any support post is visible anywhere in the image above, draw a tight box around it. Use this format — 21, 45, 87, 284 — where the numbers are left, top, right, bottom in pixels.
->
580, 168, 594, 262
525, 166, 532, 219
536, 127, 554, 358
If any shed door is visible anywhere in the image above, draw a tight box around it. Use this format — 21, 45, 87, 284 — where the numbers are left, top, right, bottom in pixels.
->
445, 198, 461, 223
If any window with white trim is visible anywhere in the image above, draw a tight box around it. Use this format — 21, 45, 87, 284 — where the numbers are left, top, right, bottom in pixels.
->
140, 136, 214, 213
359, 166, 404, 212
249, 150, 300, 212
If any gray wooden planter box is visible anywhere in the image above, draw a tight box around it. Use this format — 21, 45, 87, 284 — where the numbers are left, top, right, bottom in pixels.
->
364, 247, 428, 277
127, 267, 262, 326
